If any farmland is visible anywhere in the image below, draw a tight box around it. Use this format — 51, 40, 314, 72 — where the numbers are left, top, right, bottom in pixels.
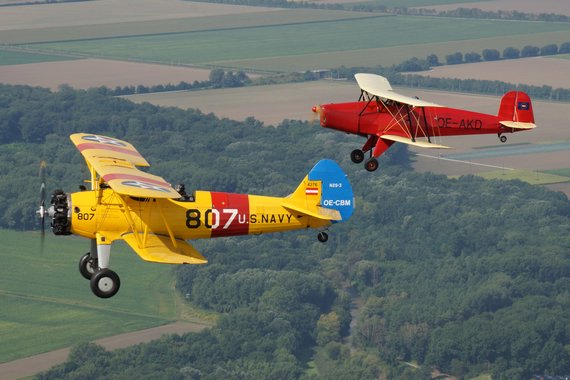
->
0, 229, 211, 363
12, 16, 570, 72
417, 57, 570, 88
424, 0, 570, 16
0, 0, 569, 374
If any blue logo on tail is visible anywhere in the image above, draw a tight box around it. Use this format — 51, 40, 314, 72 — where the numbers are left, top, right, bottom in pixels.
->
308, 160, 354, 222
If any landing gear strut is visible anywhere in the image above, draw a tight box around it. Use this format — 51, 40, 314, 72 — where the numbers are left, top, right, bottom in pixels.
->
78, 240, 121, 298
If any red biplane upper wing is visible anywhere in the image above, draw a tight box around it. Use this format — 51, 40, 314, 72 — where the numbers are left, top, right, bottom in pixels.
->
70, 133, 180, 199
355, 73, 443, 108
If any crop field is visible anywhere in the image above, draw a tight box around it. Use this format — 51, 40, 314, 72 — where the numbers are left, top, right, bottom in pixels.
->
0, 8, 375, 45
0, 58, 212, 90
425, 0, 570, 16
0, 50, 74, 66
0, 229, 192, 363
23, 16, 570, 72
472, 169, 570, 185
417, 57, 570, 88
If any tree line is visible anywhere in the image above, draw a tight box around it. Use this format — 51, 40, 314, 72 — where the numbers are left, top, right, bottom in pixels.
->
188, 0, 570, 23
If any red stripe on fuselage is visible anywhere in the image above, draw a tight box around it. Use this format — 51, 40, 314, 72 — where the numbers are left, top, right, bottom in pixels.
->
76, 143, 144, 159
210, 192, 250, 237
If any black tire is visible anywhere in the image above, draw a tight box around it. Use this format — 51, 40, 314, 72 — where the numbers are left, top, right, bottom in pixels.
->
350, 149, 365, 164
500, 135, 507, 143
90, 269, 121, 299
317, 231, 328, 243
365, 157, 379, 172
79, 252, 98, 280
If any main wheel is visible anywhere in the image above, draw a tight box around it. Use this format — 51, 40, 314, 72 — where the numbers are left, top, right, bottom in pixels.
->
79, 252, 98, 280
350, 149, 365, 164
500, 135, 507, 143
317, 231, 328, 243
90, 269, 121, 299
365, 157, 379, 172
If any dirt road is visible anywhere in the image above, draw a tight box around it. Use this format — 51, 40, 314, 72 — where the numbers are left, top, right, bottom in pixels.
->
0, 321, 208, 380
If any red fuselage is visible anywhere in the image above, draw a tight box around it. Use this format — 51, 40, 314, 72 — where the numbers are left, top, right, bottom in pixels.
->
319, 101, 514, 139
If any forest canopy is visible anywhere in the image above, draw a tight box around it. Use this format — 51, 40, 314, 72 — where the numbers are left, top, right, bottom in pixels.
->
0, 84, 569, 379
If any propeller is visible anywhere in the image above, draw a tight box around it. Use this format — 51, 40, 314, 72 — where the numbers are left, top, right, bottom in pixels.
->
37, 161, 47, 251
311, 105, 324, 125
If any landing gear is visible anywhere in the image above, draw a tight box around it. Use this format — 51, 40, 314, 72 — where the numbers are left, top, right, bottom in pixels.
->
499, 134, 507, 143
78, 252, 98, 280
365, 157, 379, 172
350, 149, 365, 164
90, 269, 121, 299
79, 240, 121, 298
317, 231, 329, 243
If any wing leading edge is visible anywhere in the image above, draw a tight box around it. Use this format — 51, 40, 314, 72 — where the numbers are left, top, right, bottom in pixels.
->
70, 133, 180, 198
381, 134, 452, 149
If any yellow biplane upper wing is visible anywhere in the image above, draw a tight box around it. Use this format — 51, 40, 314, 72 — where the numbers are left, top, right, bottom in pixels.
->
70, 133, 180, 199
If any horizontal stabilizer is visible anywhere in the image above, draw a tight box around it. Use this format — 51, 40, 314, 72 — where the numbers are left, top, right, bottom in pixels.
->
122, 233, 207, 264
355, 73, 442, 108
381, 134, 452, 149
500, 121, 536, 130
282, 201, 341, 221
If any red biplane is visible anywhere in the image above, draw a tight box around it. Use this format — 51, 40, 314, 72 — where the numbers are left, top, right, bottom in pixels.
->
312, 73, 536, 171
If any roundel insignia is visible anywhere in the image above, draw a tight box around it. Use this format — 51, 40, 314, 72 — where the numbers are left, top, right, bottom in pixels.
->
121, 180, 171, 193
82, 135, 127, 147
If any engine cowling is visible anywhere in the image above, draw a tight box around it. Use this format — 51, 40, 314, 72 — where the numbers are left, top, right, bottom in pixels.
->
49, 189, 71, 235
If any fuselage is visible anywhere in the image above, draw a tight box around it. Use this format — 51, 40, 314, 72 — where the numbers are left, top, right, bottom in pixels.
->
319, 101, 519, 138
69, 188, 328, 243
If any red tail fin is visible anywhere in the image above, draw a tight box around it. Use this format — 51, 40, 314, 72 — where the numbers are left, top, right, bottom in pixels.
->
498, 91, 535, 124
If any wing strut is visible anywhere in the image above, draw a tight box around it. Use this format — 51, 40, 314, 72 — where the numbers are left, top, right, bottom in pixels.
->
421, 107, 431, 144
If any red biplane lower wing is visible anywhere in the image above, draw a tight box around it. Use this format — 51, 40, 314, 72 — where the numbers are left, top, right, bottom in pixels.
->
381, 134, 452, 149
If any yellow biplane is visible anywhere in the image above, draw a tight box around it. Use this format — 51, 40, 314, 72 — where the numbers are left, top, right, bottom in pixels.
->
38, 134, 354, 298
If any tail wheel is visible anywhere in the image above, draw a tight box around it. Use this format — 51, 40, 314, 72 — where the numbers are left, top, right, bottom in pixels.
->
90, 269, 121, 298
79, 252, 98, 280
350, 149, 365, 164
365, 157, 379, 172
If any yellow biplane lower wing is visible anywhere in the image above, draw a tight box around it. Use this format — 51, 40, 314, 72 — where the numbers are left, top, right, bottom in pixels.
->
122, 233, 207, 265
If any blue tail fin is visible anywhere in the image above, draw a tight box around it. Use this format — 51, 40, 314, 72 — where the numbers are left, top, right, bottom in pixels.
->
308, 159, 354, 222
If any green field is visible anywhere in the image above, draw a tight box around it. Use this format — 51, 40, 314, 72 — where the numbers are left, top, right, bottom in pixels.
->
0, 9, 377, 45
470, 169, 570, 185
0, 50, 76, 66
0, 229, 192, 362
14, 15, 570, 71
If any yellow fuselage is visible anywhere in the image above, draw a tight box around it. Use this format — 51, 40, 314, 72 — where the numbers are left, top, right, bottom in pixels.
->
70, 189, 329, 244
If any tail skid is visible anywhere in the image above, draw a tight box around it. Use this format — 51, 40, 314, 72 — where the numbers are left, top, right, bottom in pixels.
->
282, 160, 354, 223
